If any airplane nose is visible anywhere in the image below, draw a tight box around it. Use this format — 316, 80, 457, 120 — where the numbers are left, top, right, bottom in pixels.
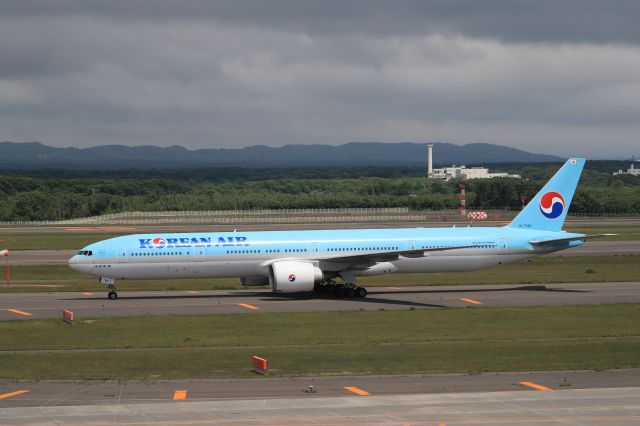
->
68, 255, 80, 271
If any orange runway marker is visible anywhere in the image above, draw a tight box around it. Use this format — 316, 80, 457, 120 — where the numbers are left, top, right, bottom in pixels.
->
519, 381, 552, 391
7, 308, 32, 316
386, 287, 404, 290
82, 292, 93, 296
460, 298, 482, 305
344, 386, 370, 396
173, 390, 187, 400
238, 303, 259, 310
0, 390, 30, 399
187, 290, 200, 294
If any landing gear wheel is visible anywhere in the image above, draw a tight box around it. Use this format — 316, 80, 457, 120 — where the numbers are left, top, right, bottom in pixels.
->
347, 287, 356, 298
314, 284, 327, 294
335, 284, 346, 297
356, 287, 367, 298
108, 291, 118, 300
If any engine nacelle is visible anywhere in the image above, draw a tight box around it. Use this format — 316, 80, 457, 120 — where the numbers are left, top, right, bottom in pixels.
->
269, 261, 323, 293
240, 276, 270, 286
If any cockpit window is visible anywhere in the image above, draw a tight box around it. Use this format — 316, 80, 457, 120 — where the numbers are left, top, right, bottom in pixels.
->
76, 250, 93, 256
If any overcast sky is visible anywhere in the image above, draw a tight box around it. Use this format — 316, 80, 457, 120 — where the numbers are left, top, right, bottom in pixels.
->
1, 0, 640, 158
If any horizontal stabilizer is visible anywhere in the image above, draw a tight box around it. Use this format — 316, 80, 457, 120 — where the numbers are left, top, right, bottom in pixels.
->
529, 234, 615, 245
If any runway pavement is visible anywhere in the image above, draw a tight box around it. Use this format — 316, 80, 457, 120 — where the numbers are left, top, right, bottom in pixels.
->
1, 281, 639, 320
1, 372, 639, 424
7, 240, 640, 265
2, 216, 640, 235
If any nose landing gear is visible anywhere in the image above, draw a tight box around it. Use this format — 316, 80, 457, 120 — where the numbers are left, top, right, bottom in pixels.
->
100, 277, 118, 300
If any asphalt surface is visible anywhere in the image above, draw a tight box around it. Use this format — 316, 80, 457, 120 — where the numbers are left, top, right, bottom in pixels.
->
1, 370, 639, 409
1, 374, 639, 424
2, 216, 640, 235
7, 240, 640, 265
1, 281, 639, 320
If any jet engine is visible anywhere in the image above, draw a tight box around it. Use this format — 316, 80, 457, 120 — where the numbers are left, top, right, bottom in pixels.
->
269, 261, 323, 293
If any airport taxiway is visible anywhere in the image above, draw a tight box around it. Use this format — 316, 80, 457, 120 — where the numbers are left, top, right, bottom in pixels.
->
1, 375, 639, 424
2, 215, 640, 235
1, 369, 639, 409
1, 281, 639, 320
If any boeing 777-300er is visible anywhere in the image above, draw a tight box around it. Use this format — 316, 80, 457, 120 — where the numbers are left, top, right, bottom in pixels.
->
69, 158, 609, 299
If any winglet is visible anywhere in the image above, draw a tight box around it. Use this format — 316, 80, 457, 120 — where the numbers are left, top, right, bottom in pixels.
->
508, 158, 585, 232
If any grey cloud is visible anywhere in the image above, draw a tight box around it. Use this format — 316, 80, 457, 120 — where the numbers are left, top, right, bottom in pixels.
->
3, 0, 640, 44
1, 1, 640, 158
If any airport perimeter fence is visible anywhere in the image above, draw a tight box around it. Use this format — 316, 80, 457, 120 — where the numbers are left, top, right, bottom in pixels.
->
1, 208, 638, 226
59, 207, 410, 221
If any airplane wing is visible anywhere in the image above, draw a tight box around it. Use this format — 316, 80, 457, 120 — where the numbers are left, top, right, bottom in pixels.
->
528, 234, 615, 245
319, 244, 483, 267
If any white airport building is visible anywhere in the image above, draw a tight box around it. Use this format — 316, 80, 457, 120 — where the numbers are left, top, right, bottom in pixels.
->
426, 144, 521, 181
431, 165, 521, 181
613, 162, 640, 176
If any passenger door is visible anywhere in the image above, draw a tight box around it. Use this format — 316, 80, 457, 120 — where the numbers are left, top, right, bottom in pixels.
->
497, 238, 507, 254
194, 246, 205, 261
116, 247, 127, 263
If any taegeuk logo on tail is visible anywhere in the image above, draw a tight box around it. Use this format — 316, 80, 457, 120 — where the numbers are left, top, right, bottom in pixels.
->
539, 191, 565, 219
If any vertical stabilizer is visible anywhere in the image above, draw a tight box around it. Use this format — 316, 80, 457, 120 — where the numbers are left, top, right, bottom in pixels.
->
508, 158, 585, 232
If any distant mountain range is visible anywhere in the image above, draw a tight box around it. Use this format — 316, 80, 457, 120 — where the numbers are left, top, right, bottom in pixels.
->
0, 141, 562, 170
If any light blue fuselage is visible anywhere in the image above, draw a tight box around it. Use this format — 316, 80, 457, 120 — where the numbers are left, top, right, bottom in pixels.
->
68, 226, 584, 281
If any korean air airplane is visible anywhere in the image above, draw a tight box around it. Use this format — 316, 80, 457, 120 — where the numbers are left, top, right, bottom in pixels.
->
69, 158, 608, 300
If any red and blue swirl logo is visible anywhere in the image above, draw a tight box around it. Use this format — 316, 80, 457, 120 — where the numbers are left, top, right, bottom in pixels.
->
288, 274, 296, 282
539, 191, 565, 219
152, 237, 167, 248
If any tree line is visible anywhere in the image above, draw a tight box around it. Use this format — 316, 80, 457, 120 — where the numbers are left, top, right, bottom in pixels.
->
0, 164, 638, 221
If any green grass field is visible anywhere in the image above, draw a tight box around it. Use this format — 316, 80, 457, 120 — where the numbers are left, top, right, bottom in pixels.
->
2, 255, 637, 293
4, 233, 123, 250
1, 305, 638, 380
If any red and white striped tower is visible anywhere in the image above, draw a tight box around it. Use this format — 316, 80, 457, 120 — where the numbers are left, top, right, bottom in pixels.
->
0, 248, 9, 287
459, 183, 467, 217
0, 238, 15, 287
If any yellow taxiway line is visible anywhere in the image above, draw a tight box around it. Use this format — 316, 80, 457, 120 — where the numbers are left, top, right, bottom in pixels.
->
0, 390, 30, 399
344, 386, 371, 396
238, 303, 259, 310
7, 308, 33, 316
519, 381, 552, 391
173, 390, 188, 400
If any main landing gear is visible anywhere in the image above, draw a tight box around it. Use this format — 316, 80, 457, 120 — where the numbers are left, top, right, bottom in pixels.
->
314, 281, 367, 298
314, 270, 368, 298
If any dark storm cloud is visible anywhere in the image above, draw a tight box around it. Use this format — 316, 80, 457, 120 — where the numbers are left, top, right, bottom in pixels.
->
1, 1, 640, 158
4, 0, 640, 44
